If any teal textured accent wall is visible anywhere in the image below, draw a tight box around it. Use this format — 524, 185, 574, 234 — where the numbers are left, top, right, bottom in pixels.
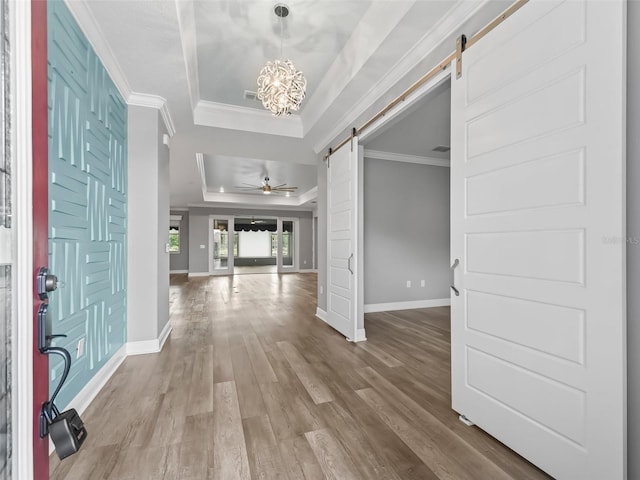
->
48, 0, 127, 409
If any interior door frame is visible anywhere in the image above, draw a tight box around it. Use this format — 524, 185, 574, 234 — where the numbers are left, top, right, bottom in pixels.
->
277, 217, 299, 273
208, 215, 234, 276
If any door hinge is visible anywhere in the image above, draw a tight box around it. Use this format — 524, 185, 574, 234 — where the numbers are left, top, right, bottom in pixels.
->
455, 34, 467, 79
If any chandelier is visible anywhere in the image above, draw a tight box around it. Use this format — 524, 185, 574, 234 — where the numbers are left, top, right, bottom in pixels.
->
256, 4, 307, 116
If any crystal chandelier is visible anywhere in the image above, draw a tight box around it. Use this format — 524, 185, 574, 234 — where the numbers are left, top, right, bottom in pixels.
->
256, 4, 307, 116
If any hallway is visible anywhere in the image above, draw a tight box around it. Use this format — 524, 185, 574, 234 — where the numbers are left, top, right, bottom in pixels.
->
50, 273, 549, 479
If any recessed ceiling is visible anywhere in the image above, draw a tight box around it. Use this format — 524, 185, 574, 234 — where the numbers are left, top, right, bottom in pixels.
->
202, 155, 317, 196
73, 0, 509, 209
194, 1, 372, 111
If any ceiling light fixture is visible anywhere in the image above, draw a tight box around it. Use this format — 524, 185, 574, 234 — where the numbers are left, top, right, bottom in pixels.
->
256, 4, 306, 116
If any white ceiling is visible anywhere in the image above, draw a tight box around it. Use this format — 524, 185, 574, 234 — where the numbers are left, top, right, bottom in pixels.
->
72, 0, 509, 210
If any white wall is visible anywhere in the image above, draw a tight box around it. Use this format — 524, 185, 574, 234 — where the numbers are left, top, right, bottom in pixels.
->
127, 105, 170, 343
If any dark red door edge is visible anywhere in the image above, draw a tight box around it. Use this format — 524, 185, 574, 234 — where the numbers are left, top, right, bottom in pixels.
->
31, 0, 49, 478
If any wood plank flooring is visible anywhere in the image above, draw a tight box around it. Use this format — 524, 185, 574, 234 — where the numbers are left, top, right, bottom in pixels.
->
50, 273, 551, 480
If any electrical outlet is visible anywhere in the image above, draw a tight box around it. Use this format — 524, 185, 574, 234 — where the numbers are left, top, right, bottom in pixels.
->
77, 337, 85, 359
200, 244, 205, 249
406, 280, 411, 288
421, 279, 426, 287
303, 260, 307, 265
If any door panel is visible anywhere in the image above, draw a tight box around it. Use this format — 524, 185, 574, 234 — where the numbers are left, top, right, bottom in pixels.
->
326, 139, 363, 341
450, 1, 626, 478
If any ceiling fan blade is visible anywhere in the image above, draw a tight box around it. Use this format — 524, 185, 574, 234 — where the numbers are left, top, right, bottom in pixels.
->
234, 185, 262, 190
272, 186, 298, 191
273, 183, 287, 188
241, 183, 262, 188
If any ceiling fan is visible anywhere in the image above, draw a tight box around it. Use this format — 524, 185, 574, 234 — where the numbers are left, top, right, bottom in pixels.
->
236, 176, 298, 195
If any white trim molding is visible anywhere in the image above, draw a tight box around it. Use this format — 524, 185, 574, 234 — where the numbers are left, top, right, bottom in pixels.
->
127, 321, 173, 356
188, 272, 210, 277
63, 0, 132, 100
315, 307, 328, 323
68, 345, 127, 416
128, 92, 176, 137
48, 344, 127, 455
170, 269, 188, 274
311, 1, 490, 153
13, 0, 34, 475
349, 328, 367, 343
364, 149, 450, 168
364, 298, 451, 313
194, 100, 303, 138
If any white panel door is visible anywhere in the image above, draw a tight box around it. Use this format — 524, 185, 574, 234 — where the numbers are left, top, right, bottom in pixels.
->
327, 138, 364, 341
450, 1, 626, 479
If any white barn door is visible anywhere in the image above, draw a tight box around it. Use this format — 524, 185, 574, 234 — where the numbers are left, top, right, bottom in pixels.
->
450, 1, 626, 478
326, 138, 364, 342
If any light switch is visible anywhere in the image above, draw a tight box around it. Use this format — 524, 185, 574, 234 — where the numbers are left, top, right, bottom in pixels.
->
165, 243, 170, 253
200, 244, 205, 249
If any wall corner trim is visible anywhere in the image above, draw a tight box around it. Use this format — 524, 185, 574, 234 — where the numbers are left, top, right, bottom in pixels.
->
315, 307, 328, 323
127, 321, 172, 356
128, 92, 176, 137
364, 298, 451, 313
157, 321, 172, 352
350, 328, 367, 343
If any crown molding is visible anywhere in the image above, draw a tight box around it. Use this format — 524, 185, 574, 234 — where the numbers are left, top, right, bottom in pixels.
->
311, 0, 491, 154
195, 153, 207, 196
194, 101, 304, 138
63, 0, 131, 100
175, 0, 200, 111
128, 92, 176, 137
364, 150, 450, 167
298, 186, 318, 205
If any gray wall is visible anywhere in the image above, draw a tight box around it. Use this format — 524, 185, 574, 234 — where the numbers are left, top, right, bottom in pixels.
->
170, 210, 189, 271
157, 115, 170, 337
627, 2, 639, 477
299, 216, 313, 269
188, 206, 313, 274
127, 105, 169, 343
364, 159, 450, 305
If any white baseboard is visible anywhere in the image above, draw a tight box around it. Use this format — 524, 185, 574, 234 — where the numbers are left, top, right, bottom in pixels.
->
127, 321, 172, 356
315, 307, 328, 323
158, 320, 172, 351
364, 298, 451, 313
348, 328, 367, 342
49, 344, 127, 454
188, 271, 209, 277
170, 269, 188, 274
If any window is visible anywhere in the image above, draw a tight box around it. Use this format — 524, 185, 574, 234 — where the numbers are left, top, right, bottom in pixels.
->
169, 226, 180, 253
